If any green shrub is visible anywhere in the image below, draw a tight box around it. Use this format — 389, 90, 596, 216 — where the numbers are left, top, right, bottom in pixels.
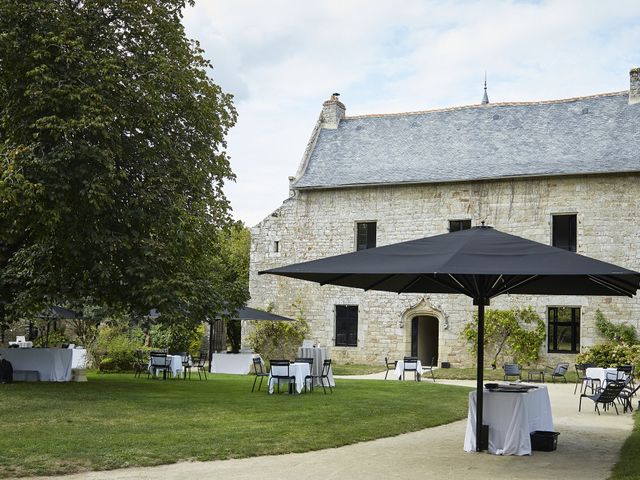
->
576, 343, 640, 371
246, 301, 309, 363
91, 326, 140, 372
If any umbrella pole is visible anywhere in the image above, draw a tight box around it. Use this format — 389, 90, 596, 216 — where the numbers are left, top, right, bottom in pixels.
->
476, 299, 485, 452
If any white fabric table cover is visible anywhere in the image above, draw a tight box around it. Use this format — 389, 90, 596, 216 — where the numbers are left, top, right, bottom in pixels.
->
268, 362, 311, 394
71, 348, 87, 369
586, 367, 625, 388
210, 353, 259, 374
394, 359, 423, 380
297, 347, 335, 387
0, 348, 73, 381
149, 354, 182, 378
464, 385, 554, 455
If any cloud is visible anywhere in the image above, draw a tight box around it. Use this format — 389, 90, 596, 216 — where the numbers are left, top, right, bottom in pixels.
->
183, 0, 640, 226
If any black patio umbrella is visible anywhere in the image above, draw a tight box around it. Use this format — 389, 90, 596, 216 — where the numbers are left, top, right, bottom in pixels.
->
259, 225, 640, 451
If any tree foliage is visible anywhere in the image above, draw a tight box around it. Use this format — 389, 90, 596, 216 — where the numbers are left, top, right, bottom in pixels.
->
462, 307, 546, 367
0, 0, 237, 324
594, 309, 637, 344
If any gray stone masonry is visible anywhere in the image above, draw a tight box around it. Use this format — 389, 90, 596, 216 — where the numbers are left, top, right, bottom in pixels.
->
249, 174, 640, 367
630, 67, 640, 105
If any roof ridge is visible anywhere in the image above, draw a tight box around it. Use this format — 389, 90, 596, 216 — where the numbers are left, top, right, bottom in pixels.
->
344, 91, 628, 120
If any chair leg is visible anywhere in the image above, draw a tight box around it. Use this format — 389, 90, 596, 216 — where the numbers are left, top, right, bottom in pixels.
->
258, 376, 264, 392
579, 395, 583, 411
384, 368, 389, 380
252, 375, 258, 392
320, 376, 327, 394
328, 377, 333, 393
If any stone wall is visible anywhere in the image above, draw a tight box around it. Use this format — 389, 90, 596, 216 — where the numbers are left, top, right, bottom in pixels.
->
249, 173, 640, 367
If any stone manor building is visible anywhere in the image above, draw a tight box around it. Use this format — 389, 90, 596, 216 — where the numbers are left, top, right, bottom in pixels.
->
248, 68, 640, 367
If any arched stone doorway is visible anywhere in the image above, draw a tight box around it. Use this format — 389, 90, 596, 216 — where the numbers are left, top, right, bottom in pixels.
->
401, 297, 446, 367
410, 316, 439, 366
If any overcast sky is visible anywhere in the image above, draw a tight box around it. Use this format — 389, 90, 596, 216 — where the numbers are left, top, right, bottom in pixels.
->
182, 0, 640, 227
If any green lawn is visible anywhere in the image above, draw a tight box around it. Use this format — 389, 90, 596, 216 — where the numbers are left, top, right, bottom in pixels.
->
0, 373, 471, 478
610, 410, 640, 480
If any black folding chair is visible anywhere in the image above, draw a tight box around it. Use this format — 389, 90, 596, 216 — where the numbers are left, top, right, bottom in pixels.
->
402, 356, 420, 381
251, 357, 269, 392
503, 363, 521, 381
312, 359, 333, 394
548, 362, 569, 383
179, 353, 192, 380
384, 357, 397, 380
579, 380, 627, 415
294, 357, 314, 392
422, 356, 436, 382
269, 360, 296, 394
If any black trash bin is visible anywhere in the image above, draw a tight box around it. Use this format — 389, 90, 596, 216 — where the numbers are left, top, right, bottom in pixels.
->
530, 431, 559, 451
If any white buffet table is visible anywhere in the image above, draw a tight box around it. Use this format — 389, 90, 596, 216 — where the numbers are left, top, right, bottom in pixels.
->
268, 362, 311, 394
210, 352, 259, 374
0, 348, 76, 381
464, 385, 554, 455
148, 354, 183, 378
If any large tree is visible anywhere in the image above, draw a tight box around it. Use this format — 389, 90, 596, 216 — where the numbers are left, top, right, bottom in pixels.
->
0, 0, 237, 322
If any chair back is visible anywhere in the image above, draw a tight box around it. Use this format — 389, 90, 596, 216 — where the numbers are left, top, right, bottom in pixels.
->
403, 357, 418, 371
575, 363, 586, 378
295, 357, 313, 368
503, 363, 520, 375
192, 353, 206, 367
180, 353, 191, 367
270, 360, 291, 378
253, 357, 265, 375
554, 363, 569, 375
618, 365, 633, 375
321, 359, 332, 376
583, 362, 596, 369
150, 351, 169, 367
596, 380, 627, 403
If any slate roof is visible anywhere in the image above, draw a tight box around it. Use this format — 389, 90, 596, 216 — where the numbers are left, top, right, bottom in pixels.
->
293, 92, 640, 189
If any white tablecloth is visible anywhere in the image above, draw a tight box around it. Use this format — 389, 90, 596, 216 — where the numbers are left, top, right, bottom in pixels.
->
0, 348, 73, 381
394, 359, 423, 380
149, 355, 182, 378
71, 348, 87, 369
586, 367, 626, 388
297, 347, 335, 387
268, 362, 311, 394
464, 385, 554, 455
211, 353, 259, 374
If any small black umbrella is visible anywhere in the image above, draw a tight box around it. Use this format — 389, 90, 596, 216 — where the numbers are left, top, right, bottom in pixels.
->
260, 225, 640, 451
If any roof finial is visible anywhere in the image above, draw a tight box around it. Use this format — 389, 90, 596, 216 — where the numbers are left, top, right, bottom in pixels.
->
482, 72, 489, 105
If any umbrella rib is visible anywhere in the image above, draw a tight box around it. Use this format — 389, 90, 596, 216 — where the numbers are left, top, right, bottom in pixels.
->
490, 274, 504, 290
601, 275, 640, 291
588, 275, 634, 297
445, 274, 475, 297
363, 274, 397, 291
398, 275, 424, 294
490, 275, 540, 297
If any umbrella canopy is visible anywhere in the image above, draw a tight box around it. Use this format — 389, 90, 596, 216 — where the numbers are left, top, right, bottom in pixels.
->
39, 306, 80, 319
218, 307, 294, 322
260, 225, 640, 451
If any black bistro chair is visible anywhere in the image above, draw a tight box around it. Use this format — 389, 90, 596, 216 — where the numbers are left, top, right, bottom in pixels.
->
579, 380, 627, 415
179, 353, 192, 379
313, 359, 333, 394
148, 351, 171, 379
269, 360, 296, 394
402, 357, 420, 381
384, 357, 397, 380
251, 357, 269, 392
575, 363, 600, 394
192, 352, 208, 380
294, 357, 314, 392
133, 349, 148, 378
548, 363, 569, 383
422, 356, 436, 383
503, 363, 522, 381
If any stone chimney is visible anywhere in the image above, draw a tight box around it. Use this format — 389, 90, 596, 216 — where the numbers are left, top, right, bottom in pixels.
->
630, 67, 640, 105
321, 93, 346, 129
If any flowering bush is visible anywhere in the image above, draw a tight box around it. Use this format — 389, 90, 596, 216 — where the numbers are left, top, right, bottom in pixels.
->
576, 343, 640, 371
